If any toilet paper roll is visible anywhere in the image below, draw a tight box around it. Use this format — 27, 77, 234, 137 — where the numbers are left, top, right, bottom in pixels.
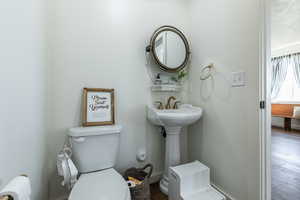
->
0, 176, 31, 200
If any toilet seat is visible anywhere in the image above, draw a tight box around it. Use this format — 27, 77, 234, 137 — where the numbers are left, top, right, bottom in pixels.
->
69, 168, 131, 200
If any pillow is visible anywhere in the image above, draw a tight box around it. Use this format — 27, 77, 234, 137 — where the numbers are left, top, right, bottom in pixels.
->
293, 106, 300, 119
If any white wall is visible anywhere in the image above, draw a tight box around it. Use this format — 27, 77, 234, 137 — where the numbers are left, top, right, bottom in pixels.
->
272, 0, 300, 50
272, 43, 300, 57
187, 0, 260, 199
0, 0, 48, 200
47, 0, 189, 199
272, 117, 300, 130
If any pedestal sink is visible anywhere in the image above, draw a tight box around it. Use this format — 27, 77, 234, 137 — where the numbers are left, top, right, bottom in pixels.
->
147, 104, 203, 195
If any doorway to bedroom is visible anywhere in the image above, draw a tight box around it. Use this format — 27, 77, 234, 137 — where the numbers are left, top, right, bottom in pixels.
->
270, 1, 300, 199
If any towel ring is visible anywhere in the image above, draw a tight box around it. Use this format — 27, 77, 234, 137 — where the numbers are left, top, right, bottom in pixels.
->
200, 63, 214, 80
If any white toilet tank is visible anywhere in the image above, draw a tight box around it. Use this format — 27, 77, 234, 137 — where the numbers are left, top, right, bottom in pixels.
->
68, 125, 122, 173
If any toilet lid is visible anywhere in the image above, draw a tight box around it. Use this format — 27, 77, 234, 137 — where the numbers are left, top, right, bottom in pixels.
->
69, 168, 130, 200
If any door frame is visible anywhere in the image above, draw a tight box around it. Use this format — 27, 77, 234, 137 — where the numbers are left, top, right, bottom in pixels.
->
259, 0, 271, 200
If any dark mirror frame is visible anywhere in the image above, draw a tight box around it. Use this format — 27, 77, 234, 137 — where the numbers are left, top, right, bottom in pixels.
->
146, 25, 191, 73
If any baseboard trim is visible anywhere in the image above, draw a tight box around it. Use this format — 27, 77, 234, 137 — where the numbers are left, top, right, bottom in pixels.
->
272, 118, 300, 130
272, 124, 300, 131
292, 124, 300, 130
211, 183, 237, 200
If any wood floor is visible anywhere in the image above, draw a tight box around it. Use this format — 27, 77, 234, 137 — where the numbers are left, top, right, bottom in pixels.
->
272, 127, 300, 200
150, 183, 168, 200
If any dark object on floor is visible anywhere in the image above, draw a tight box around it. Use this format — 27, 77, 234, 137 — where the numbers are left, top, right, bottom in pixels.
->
150, 183, 168, 200
124, 164, 153, 200
272, 128, 300, 200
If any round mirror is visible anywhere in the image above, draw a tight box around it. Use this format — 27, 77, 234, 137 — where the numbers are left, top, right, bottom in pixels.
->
147, 26, 190, 73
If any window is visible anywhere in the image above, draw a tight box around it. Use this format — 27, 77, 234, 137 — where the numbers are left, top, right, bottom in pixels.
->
273, 63, 300, 102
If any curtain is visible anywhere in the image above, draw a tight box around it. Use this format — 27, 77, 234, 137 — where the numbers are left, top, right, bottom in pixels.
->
293, 53, 300, 87
271, 56, 289, 99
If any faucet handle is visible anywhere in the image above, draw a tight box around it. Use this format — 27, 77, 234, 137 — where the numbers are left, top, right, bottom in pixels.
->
155, 101, 164, 110
165, 96, 177, 109
173, 101, 182, 109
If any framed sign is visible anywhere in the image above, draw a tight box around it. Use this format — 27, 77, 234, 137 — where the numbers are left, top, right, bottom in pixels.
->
83, 88, 115, 126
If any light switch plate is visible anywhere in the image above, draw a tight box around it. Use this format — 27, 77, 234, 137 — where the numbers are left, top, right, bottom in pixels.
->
231, 71, 246, 87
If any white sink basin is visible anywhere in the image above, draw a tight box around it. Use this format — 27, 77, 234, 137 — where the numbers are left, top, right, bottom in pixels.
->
147, 104, 203, 127
147, 104, 203, 195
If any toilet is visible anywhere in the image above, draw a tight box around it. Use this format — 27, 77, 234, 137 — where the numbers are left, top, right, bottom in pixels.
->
65, 125, 131, 200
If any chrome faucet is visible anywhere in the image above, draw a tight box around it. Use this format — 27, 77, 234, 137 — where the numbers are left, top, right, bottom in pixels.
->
165, 96, 176, 109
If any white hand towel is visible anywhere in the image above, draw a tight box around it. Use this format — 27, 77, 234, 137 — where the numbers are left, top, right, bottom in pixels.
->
0, 176, 31, 200
67, 157, 78, 189
57, 152, 78, 189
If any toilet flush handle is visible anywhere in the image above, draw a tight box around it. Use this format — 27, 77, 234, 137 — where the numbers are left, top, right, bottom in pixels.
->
73, 137, 86, 143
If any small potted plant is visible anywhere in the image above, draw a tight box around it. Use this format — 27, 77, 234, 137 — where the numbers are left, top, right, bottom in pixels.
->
171, 69, 188, 85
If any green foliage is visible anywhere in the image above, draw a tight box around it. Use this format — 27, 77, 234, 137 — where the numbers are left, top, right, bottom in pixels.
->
171, 69, 187, 83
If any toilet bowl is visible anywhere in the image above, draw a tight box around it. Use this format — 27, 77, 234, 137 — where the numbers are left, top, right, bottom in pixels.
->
58, 125, 131, 200
69, 168, 131, 200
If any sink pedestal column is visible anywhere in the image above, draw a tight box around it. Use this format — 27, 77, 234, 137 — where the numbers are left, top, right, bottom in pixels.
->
160, 126, 182, 195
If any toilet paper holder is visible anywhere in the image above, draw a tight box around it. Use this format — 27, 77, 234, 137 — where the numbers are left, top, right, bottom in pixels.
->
0, 175, 28, 200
